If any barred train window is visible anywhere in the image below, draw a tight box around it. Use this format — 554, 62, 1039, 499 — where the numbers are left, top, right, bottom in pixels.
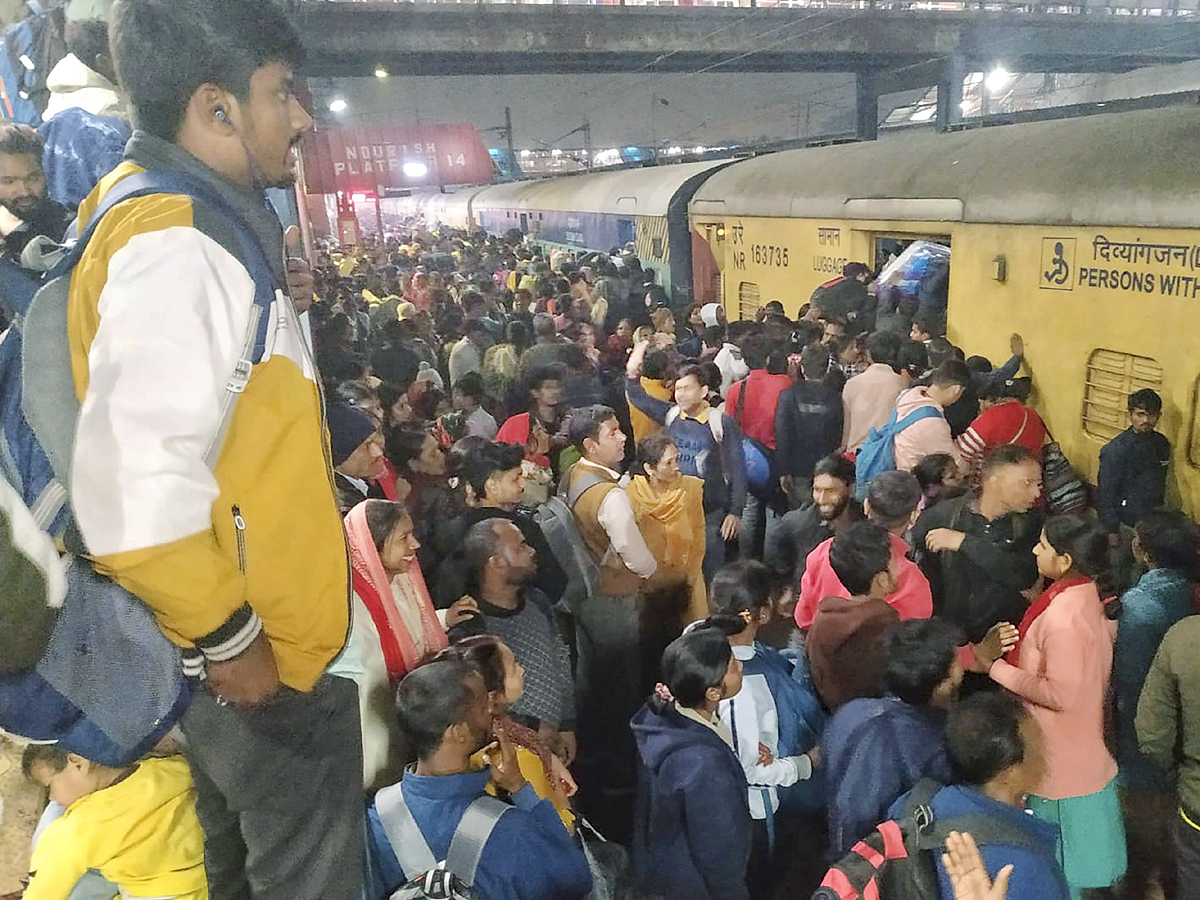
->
738, 282, 761, 321
1082, 349, 1163, 441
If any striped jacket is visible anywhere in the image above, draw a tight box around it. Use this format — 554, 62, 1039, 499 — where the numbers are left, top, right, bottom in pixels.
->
67, 134, 348, 691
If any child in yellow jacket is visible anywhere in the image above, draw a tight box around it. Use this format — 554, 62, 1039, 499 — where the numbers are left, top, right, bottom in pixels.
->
22, 746, 207, 900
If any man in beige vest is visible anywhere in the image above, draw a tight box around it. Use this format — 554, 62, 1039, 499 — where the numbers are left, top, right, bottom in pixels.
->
564, 405, 657, 841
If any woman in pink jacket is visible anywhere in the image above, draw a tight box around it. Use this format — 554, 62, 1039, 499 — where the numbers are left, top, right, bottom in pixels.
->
978, 514, 1127, 897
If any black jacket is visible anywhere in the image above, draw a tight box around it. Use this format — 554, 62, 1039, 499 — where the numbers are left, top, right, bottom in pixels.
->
765, 505, 862, 583
774, 380, 843, 479
431, 505, 569, 608
911, 494, 1042, 642
1097, 427, 1170, 531
1, 198, 71, 260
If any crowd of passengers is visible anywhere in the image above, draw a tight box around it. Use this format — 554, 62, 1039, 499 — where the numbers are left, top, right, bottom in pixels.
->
5, 4, 1200, 900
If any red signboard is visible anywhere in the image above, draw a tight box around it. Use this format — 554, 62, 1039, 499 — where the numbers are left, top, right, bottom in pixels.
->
299, 124, 494, 195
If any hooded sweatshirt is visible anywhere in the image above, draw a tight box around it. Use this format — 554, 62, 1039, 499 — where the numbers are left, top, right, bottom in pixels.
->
24, 756, 206, 900
796, 532, 932, 630
43, 54, 127, 120
631, 701, 752, 900
891, 387, 962, 473
806, 596, 899, 710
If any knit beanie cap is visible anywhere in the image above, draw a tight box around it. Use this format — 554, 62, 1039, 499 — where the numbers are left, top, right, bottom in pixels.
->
327, 403, 376, 467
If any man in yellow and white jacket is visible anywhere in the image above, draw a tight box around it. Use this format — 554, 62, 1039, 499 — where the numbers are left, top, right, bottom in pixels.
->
67, 1, 362, 897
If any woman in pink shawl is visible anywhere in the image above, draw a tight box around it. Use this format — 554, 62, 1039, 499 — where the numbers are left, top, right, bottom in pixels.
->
333, 499, 477, 788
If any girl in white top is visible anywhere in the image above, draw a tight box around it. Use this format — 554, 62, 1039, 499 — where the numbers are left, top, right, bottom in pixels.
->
690, 560, 824, 896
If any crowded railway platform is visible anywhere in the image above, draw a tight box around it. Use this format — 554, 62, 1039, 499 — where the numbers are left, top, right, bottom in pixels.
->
2, 1, 1200, 900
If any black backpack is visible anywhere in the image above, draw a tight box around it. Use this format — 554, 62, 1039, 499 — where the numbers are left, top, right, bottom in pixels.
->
813, 780, 1050, 900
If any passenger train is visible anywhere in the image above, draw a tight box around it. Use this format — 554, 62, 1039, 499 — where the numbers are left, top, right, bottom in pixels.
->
400, 106, 1200, 517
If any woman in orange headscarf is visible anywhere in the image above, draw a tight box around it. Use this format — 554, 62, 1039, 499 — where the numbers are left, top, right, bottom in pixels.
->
627, 432, 709, 626
334, 500, 474, 788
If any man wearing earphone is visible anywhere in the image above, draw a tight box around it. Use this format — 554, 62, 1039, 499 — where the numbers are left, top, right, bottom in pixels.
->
67, 2, 363, 899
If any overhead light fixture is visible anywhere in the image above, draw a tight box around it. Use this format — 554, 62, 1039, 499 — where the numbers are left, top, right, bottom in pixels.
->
984, 66, 1011, 94
328, 98, 348, 113
18, 54, 33, 71
403, 161, 428, 178
374, 67, 388, 79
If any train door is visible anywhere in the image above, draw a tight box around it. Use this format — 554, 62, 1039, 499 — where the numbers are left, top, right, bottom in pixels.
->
868, 231, 952, 330
870, 233, 952, 272
691, 220, 725, 306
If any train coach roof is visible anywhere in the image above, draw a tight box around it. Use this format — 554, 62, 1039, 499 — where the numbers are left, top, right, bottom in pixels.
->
689, 106, 1200, 229
422, 187, 486, 216
471, 159, 730, 218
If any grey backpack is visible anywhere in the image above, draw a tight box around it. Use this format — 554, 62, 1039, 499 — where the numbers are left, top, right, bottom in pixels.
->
530, 466, 607, 613
375, 782, 511, 900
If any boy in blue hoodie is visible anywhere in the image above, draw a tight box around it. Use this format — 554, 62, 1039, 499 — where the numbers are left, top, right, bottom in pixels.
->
890, 691, 1071, 900
626, 338, 747, 582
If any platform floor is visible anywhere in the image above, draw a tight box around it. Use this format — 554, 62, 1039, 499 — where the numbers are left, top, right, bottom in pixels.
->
0, 736, 42, 895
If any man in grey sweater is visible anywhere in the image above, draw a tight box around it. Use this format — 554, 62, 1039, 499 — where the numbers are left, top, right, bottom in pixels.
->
456, 518, 576, 764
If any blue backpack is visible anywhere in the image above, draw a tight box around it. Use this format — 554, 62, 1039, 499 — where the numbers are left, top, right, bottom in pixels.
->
0, 170, 277, 765
854, 400, 942, 500
0, 1, 66, 126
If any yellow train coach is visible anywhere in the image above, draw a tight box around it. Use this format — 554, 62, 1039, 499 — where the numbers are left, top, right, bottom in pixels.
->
688, 106, 1200, 516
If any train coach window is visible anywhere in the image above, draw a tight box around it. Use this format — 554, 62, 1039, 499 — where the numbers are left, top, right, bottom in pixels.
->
1082, 349, 1163, 442
738, 281, 761, 321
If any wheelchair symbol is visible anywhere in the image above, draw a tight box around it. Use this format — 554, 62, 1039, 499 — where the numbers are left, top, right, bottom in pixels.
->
1040, 238, 1075, 292
1044, 242, 1069, 286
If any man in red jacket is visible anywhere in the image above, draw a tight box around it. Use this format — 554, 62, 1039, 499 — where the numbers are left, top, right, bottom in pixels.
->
806, 522, 900, 711
956, 381, 1046, 485
796, 471, 932, 630
725, 334, 793, 559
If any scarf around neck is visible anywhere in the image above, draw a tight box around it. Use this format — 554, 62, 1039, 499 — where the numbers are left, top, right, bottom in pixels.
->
344, 503, 447, 681
627, 475, 695, 569
1005, 575, 1092, 667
